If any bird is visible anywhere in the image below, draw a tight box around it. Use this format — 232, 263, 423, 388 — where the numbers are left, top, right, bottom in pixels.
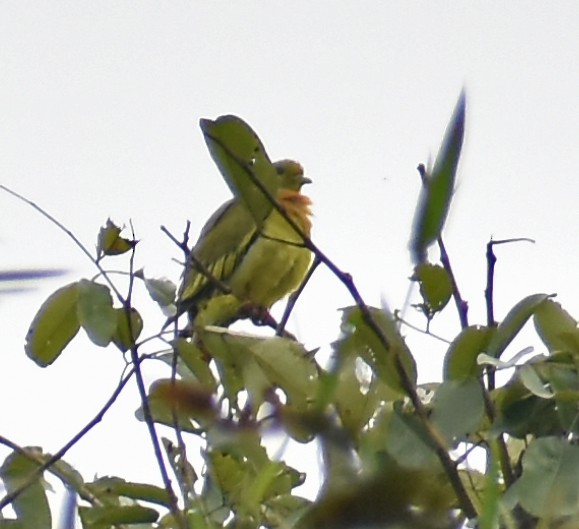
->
176, 159, 313, 328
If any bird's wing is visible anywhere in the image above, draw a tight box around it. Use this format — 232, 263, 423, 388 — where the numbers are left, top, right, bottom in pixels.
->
179, 198, 258, 305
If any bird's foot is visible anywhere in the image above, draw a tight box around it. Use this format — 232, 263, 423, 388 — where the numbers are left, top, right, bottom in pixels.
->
238, 303, 275, 327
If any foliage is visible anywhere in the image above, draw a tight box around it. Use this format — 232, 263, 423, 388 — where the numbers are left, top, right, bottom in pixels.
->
2, 95, 578, 529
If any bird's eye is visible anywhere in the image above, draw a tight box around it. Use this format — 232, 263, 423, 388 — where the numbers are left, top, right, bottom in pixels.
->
275, 165, 284, 175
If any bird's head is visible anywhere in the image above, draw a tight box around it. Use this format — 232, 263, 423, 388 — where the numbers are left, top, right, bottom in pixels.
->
273, 159, 312, 191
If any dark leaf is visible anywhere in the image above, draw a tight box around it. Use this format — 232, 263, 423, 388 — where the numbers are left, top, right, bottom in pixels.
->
410, 91, 466, 263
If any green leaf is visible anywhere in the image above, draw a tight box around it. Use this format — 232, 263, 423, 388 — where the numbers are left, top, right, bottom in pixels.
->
413, 262, 453, 315
173, 338, 217, 390
515, 437, 579, 517
111, 307, 143, 352
333, 355, 376, 437
25, 282, 80, 366
79, 504, 159, 526
386, 405, 440, 470
519, 364, 554, 399
443, 325, 494, 380
534, 299, 579, 354
87, 477, 172, 508
0, 450, 51, 529
206, 447, 303, 521
198, 326, 261, 406
77, 279, 117, 347
493, 379, 558, 438
145, 276, 176, 309
430, 378, 485, 444
96, 219, 135, 258
250, 335, 318, 410
338, 306, 417, 395
201, 328, 317, 412
486, 293, 551, 359
411, 91, 466, 263
200, 115, 278, 227
262, 494, 311, 528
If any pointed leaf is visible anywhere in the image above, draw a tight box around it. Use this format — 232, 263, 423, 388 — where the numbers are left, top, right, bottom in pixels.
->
411, 92, 465, 263
200, 115, 278, 227
77, 279, 116, 347
145, 276, 176, 309
486, 293, 550, 359
25, 282, 80, 366
96, 219, 135, 258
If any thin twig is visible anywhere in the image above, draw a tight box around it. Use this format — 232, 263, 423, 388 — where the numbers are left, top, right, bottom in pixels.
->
394, 310, 451, 344
439, 237, 469, 328
485, 237, 535, 329
125, 224, 184, 528
277, 256, 321, 336
0, 185, 125, 306
483, 237, 534, 488
161, 224, 232, 323
479, 378, 515, 487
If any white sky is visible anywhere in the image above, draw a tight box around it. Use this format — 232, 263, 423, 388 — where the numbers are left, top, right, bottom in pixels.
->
1, 1, 579, 511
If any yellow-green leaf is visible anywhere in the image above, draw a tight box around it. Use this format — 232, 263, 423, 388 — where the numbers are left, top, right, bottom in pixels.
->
111, 307, 143, 352
200, 115, 278, 227
25, 282, 80, 366
174, 338, 218, 391
486, 293, 551, 359
96, 219, 135, 258
534, 299, 579, 354
77, 279, 116, 347
414, 262, 453, 314
443, 325, 494, 380
87, 477, 172, 508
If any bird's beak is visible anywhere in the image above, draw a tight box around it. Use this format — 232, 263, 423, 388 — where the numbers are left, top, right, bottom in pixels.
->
301, 176, 312, 186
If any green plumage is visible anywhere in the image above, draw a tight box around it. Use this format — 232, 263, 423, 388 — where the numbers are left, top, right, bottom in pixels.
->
178, 160, 312, 327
